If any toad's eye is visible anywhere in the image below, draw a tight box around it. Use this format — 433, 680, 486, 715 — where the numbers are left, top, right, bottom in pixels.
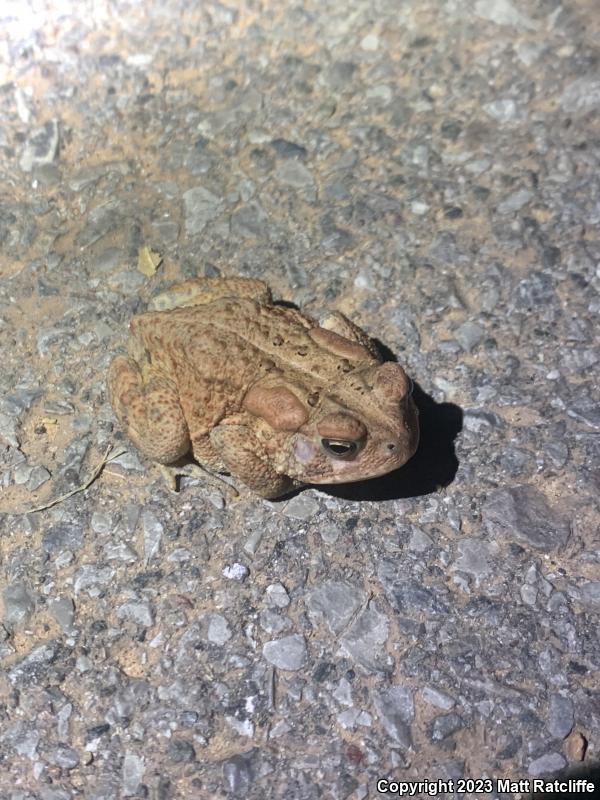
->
320, 438, 360, 460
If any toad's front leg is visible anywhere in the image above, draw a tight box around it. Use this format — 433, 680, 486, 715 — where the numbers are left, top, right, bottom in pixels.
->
210, 423, 298, 499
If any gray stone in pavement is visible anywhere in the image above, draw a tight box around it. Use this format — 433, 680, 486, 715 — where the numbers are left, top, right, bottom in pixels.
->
262, 634, 307, 670
483, 485, 570, 552
19, 120, 60, 172
183, 186, 223, 235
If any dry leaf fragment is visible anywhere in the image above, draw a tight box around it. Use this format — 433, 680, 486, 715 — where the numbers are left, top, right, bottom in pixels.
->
137, 246, 162, 276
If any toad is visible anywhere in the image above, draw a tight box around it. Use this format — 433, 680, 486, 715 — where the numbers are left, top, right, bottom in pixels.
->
109, 277, 419, 498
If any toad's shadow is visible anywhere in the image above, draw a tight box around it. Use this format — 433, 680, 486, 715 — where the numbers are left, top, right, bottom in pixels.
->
319, 382, 463, 502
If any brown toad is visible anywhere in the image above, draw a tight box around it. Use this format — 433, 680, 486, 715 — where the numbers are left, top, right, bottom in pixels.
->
108, 277, 419, 498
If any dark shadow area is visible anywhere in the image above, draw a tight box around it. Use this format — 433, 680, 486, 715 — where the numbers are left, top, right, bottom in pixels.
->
372, 338, 398, 363
272, 298, 301, 310
527, 760, 599, 799
319, 382, 463, 502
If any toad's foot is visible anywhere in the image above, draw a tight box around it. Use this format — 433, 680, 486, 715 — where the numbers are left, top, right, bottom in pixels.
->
157, 463, 239, 498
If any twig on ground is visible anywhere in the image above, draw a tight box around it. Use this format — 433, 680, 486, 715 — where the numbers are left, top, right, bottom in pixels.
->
24, 445, 126, 514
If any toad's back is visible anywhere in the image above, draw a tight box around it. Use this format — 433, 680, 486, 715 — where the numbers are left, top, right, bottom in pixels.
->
130, 295, 381, 397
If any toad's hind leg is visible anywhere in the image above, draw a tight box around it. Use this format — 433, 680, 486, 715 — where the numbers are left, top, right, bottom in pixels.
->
148, 277, 272, 311
108, 355, 191, 464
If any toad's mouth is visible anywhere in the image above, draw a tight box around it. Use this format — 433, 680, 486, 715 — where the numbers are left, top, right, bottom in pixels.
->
306, 455, 415, 484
